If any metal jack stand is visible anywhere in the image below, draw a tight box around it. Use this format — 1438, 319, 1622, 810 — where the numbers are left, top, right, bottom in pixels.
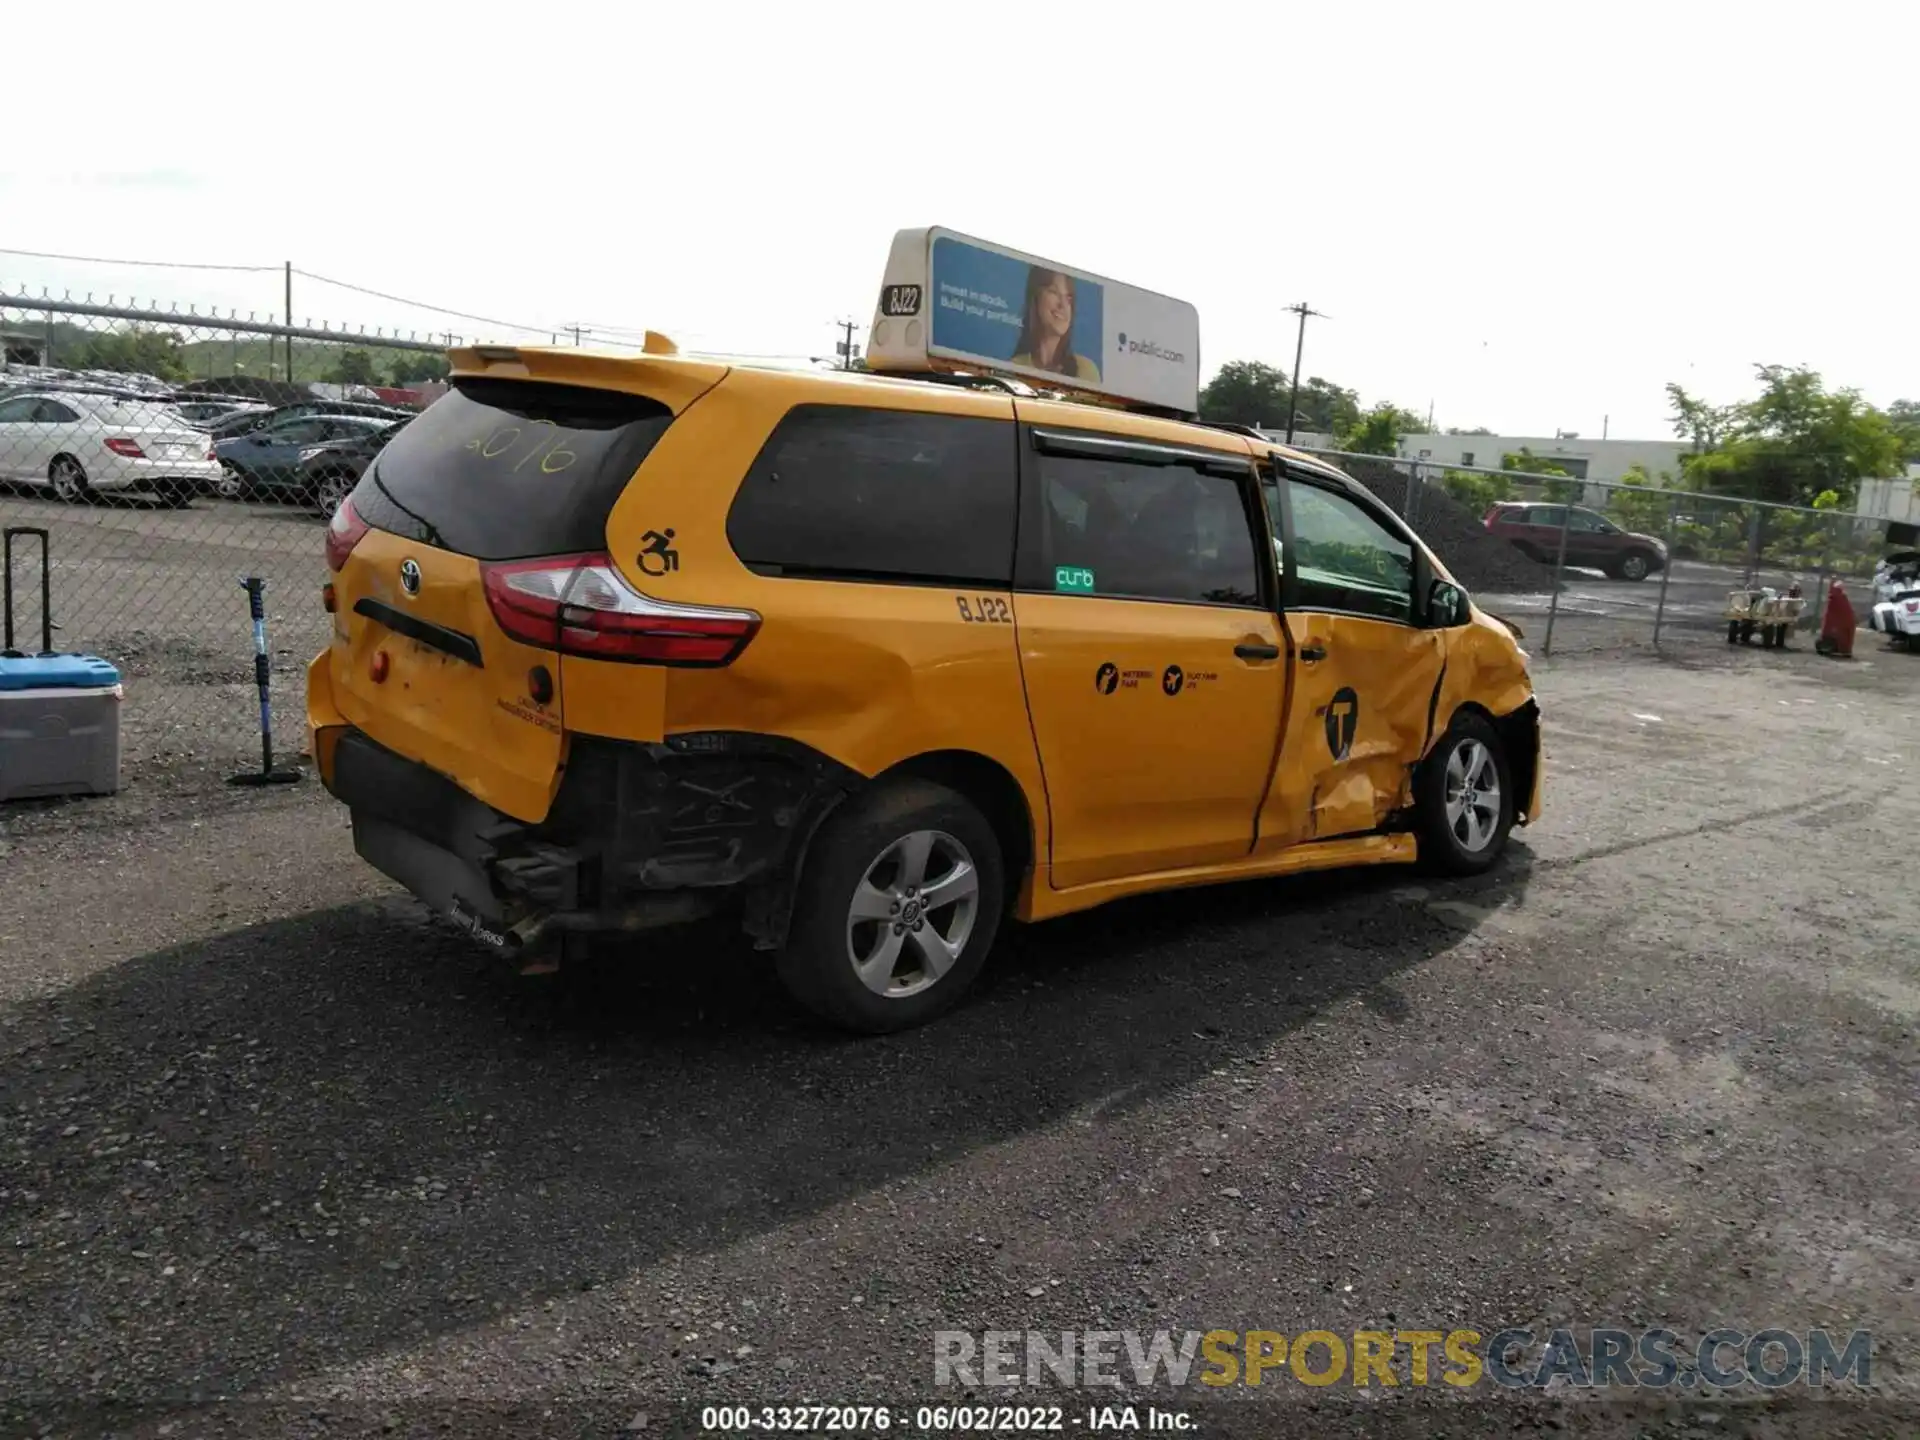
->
228, 576, 303, 787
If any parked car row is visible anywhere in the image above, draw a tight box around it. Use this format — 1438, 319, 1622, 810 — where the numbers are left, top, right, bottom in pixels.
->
0, 388, 413, 512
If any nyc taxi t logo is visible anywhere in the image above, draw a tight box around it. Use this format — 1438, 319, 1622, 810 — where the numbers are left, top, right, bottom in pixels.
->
1324, 687, 1359, 760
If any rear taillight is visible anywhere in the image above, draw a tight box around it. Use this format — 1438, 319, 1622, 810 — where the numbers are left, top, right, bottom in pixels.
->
104, 437, 145, 457
206, 447, 217, 461
480, 553, 760, 667
325, 497, 370, 572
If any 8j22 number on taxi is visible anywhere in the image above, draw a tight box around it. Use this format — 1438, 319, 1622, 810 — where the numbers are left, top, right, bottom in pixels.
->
956, 595, 1012, 625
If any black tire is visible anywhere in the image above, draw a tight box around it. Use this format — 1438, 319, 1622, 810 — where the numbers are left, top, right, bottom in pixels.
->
48, 456, 90, 503
1415, 712, 1515, 877
214, 461, 250, 502
1726, 621, 1741, 644
312, 468, 355, 518
1741, 620, 1756, 643
1617, 551, 1652, 582
777, 779, 1005, 1034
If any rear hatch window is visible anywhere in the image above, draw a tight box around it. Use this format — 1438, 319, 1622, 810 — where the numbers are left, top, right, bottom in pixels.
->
350, 378, 672, 559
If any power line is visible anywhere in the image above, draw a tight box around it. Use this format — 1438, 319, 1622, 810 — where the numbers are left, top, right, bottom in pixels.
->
291, 269, 553, 336
0, 244, 279, 274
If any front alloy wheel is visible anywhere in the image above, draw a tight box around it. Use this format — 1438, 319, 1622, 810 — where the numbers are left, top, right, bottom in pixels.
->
1416, 713, 1515, 876
1444, 738, 1502, 856
314, 470, 354, 517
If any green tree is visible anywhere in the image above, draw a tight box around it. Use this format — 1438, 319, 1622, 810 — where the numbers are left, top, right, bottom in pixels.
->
1447, 425, 1496, 436
1199, 360, 1290, 428
1198, 362, 1361, 436
330, 348, 378, 386
1607, 464, 1671, 534
1679, 365, 1903, 508
1501, 447, 1581, 502
1441, 468, 1513, 512
1665, 383, 1738, 454
388, 351, 452, 386
1338, 402, 1425, 457
1887, 398, 1920, 463
69, 327, 190, 382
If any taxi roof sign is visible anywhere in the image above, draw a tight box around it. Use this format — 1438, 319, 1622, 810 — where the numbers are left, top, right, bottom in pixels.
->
865, 227, 1202, 418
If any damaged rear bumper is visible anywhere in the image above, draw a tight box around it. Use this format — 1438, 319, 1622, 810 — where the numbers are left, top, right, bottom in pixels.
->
325, 727, 860, 953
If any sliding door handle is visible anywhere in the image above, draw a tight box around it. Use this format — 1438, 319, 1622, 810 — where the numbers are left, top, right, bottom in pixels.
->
1298, 643, 1328, 663
1234, 641, 1281, 661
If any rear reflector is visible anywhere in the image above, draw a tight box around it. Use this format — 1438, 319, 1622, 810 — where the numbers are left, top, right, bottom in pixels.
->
481, 554, 760, 667
326, 498, 370, 572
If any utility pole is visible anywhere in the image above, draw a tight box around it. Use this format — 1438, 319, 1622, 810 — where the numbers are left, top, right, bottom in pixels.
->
572, 325, 582, 345
837, 318, 860, 370
1603, 413, 1610, 440
283, 261, 294, 384
1282, 302, 1327, 444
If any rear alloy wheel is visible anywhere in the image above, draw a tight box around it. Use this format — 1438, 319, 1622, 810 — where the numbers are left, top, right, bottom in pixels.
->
1617, 551, 1652, 582
48, 457, 90, 503
1415, 713, 1514, 876
214, 462, 248, 501
314, 469, 354, 518
778, 780, 1004, 1034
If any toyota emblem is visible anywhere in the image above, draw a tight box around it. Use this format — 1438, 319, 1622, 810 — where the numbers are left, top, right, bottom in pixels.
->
399, 559, 422, 596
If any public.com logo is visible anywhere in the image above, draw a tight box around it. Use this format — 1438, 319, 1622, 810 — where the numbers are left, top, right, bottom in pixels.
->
1116, 332, 1186, 366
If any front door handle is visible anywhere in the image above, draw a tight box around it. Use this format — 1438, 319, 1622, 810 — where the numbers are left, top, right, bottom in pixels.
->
1234, 641, 1281, 661
1298, 642, 1328, 663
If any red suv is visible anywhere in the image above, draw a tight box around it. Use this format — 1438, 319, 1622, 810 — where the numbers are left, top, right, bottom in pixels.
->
1484, 502, 1668, 582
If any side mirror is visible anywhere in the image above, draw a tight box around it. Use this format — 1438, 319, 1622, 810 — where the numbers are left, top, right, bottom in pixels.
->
1428, 579, 1469, 628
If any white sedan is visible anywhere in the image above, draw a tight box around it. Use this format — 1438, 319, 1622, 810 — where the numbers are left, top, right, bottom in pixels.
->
0, 390, 221, 505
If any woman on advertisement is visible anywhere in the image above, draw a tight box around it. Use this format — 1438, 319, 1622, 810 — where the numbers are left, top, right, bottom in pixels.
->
1011, 267, 1101, 383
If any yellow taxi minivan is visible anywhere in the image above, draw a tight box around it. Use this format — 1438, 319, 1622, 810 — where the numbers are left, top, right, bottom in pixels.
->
310, 345, 1540, 1032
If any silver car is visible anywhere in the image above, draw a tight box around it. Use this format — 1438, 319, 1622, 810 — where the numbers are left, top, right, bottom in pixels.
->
0, 390, 221, 504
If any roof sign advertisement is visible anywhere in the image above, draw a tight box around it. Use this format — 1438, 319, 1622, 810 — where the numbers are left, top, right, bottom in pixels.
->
866, 228, 1201, 417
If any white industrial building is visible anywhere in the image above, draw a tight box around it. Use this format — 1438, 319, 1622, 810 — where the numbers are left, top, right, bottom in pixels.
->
1273, 431, 1689, 484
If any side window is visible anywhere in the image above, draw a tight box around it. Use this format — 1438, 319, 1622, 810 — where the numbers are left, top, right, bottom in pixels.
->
727, 405, 1017, 586
272, 418, 327, 444
1286, 479, 1415, 623
1568, 509, 1610, 533
0, 397, 40, 422
33, 400, 80, 423
1030, 449, 1262, 607
1530, 505, 1566, 528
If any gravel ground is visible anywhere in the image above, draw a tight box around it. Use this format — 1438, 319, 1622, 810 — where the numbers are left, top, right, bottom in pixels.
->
3, 641, 1917, 1439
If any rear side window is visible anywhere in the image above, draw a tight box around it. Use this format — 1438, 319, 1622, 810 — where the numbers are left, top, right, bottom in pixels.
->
350, 379, 672, 560
726, 406, 1017, 586
1027, 449, 1263, 607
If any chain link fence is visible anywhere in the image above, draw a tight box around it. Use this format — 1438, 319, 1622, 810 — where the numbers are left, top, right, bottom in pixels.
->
5, 292, 1911, 791
1, 294, 453, 786
1287, 447, 1896, 658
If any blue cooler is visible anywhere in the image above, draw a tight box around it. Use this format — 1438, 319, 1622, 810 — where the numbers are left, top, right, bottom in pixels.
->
1, 528, 123, 802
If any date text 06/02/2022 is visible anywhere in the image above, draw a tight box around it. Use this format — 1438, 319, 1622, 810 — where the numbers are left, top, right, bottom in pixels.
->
697, 1404, 1194, 1432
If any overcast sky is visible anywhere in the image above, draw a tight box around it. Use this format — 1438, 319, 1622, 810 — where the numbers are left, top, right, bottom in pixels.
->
4, 2, 1913, 439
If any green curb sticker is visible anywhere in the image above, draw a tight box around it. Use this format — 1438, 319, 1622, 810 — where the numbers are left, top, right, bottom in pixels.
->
1055, 566, 1096, 593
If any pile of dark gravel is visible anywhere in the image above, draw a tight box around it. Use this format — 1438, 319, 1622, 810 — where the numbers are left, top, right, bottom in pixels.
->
1329, 456, 1558, 595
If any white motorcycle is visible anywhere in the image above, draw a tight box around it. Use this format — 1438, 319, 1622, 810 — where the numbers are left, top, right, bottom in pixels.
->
1868, 550, 1920, 649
